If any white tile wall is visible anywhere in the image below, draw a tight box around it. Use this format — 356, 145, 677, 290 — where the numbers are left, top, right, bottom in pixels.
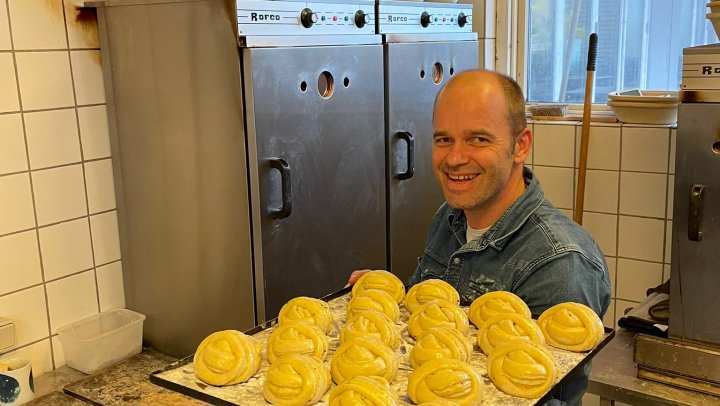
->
0, 2, 121, 374
621, 126, 670, 173
533, 166, 575, 209
616, 258, 663, 302
583, 170, 619, 214
619, 172, 667, 218
533, 123, 576, 167
0, 113, 27, 174
575, 124, 621, 170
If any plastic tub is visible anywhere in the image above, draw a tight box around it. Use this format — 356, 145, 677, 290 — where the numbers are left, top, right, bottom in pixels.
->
607, 90, 678, 103
607, 101, 678, 125
56, 309, 146, 374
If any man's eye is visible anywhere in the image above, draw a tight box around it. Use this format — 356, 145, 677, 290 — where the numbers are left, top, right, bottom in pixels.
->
434, 137, 452, 145
469, 136, 488, 144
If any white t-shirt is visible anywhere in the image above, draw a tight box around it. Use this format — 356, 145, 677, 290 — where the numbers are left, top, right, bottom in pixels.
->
466, 224, 490, 243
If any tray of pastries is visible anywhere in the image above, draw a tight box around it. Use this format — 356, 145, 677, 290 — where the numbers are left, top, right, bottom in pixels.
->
150, 271, 614, 405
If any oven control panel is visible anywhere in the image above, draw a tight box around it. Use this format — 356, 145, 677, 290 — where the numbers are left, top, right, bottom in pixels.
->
236, 0, 376, 36
377, 1, 473, 34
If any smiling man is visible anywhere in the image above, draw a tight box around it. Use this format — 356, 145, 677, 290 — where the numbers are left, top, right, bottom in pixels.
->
405, 69, 611, 405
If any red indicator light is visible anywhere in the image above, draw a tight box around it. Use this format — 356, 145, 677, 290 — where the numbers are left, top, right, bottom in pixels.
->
333, 16, 337, 21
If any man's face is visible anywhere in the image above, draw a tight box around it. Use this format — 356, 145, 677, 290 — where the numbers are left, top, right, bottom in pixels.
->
431, 78, 520, 214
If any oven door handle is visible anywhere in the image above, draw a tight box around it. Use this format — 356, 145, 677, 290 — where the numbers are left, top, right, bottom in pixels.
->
395, 131, 415, 180
268, 158, 292, 219
688, 184, 705, 241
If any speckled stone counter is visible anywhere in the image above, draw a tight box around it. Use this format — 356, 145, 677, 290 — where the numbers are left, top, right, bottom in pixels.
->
26, 391, 88, 405
63, 349, 206, 405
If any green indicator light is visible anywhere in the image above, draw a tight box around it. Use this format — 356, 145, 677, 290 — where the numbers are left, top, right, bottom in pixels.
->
434, 17, 438, 22
451, 18, 454, 22
345, 16, 349, 21
321, 15, 326, 21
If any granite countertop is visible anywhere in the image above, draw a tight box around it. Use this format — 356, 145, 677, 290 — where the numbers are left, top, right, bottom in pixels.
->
29, 349, 206, 406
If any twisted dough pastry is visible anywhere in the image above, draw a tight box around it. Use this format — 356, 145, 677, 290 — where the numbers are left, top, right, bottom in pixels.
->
278, 296, 334, 335
341, 310, 400, 349
405, 279, 460, 314
266, 322, 329, 364
329, 376, 398, 406
263, 353, 331, 406
468, 290, 531, 328
407, 299, 469, 339
352, 270, 405, 304
417, 400, 462, 406
330, 336, 398, 384
407, 358, 484, 406
477, 312, 545, 355
537, 302, 604, 352
486, 340, 556, 399
409, 327, 471, 369
193, 330, 262, 386
347, 289, 400, 322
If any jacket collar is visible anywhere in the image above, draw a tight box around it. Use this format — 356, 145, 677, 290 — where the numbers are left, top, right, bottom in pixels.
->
443, 167, 545, 252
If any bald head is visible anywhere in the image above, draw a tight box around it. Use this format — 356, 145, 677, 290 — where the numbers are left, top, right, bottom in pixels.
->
435, 70, 527, 141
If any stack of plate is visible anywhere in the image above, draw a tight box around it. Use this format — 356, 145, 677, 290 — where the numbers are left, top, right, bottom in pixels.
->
607, 90, 679, 125
707, 2, 720, 37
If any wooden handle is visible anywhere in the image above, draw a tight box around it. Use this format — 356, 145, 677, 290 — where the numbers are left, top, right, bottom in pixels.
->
574, 33, 598, 225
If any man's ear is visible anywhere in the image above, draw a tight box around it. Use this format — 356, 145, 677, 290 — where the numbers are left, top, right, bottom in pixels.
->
513, 128, 533, 164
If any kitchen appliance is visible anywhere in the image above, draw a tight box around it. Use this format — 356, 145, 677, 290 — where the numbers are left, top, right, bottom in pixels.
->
379, 1, 479, 280
90, 0, 386, 357
633, 43, 720, 395
238, 0, 386, 322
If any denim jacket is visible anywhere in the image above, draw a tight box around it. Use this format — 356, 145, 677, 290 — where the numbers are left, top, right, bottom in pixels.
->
407, 167, 611, 405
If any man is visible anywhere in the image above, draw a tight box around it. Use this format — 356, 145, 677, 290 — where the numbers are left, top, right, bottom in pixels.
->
349, 69, 611, 405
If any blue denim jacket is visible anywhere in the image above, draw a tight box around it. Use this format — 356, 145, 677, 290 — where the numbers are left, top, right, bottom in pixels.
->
407, 167, 611, 405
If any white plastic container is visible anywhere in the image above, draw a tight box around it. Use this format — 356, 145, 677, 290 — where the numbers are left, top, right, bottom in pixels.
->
56, 309, 146, 374
607, 100, 679, 125
607, 90, 678, 103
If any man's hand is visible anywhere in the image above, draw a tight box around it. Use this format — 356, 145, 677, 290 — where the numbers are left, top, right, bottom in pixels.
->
345, 269, 372, 287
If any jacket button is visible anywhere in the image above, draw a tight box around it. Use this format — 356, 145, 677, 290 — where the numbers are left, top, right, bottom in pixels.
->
453, 258, 461, 264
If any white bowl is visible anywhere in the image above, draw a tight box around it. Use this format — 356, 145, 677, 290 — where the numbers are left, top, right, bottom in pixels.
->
607, 101, 678, 125
608, 90, 678, 103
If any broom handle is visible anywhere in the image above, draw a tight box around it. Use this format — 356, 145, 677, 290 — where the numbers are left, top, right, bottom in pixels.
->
574, 33, 598, 225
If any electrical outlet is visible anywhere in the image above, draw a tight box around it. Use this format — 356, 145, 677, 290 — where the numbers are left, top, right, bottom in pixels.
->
0, 317, 15, 353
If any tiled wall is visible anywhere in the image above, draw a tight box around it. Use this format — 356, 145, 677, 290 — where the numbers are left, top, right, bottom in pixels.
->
0, 0, 123, 375
528, 120, 676, 330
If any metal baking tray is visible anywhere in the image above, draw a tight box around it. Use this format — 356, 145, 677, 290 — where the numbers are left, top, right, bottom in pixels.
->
149, 287, 615, 405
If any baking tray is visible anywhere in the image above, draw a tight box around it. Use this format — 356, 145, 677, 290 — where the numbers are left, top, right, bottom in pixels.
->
149, 287, 615, 405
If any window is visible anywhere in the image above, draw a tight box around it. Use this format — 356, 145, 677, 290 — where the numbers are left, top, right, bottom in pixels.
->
525, 0, 718, 103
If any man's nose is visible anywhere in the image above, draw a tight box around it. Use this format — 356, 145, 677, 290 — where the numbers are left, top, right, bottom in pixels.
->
445, 143, 470, 166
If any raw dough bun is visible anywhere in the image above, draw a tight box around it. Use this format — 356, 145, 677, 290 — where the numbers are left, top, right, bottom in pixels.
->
263, 353, 331, 406
407, 299, 469, 339
537, 302, 604, 352
405, 279, 460, 314
330, 336, 398, 384
416, 401, 460, 406
278, 296, 334, 335
409, 327, 471, 369
477, 312, 545, 355
407, 358, 484, 406
468, 291, 531, 328
341, 310, 400, 349
347, 289, 400, 322
194, 330, 261, 386
329, 376, 398, 406
486, 340, 556, 399
352, 270, 405, 304
266, 322, 329, 364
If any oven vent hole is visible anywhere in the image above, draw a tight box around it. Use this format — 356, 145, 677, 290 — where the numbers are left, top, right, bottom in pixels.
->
318, 71, 334, 98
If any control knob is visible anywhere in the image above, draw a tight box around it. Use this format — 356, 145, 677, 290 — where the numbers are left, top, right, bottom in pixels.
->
355, 10, 370, 28
458, 12, 467, 27
420, 11, 432, 28
301, 8, 318, 28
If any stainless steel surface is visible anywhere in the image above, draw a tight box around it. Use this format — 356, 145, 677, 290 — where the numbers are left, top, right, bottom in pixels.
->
669, 101, 720, 346
377, 1, 474, 35
587, 329, 720, 406
93, 0, 256, 357
386, 40, 478, 281
383, 32, 478, 43
240, 35, 380, 47
634, 334, 720, 387
243, 45, 387, 322
679, 89, 720, 103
